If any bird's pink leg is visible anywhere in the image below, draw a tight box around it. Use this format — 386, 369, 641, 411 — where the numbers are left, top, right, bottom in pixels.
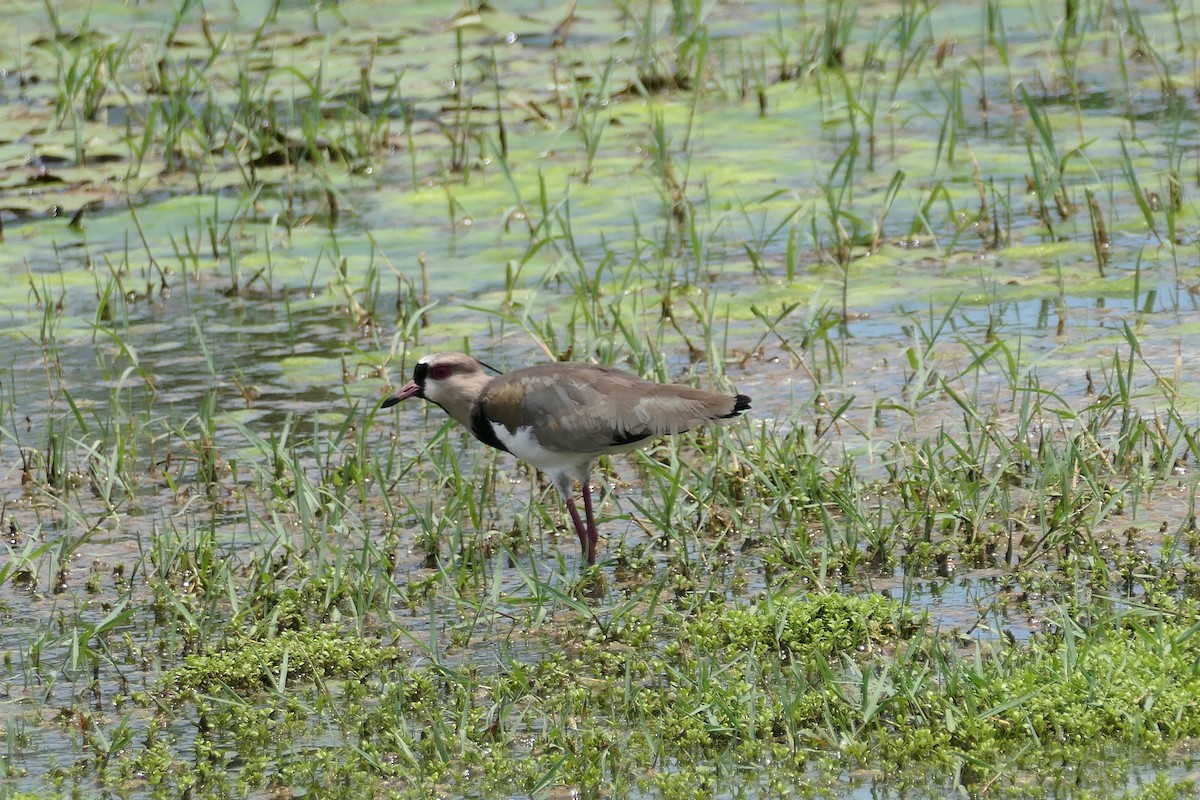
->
581, 483, 598, 565
564, 498, 593, 565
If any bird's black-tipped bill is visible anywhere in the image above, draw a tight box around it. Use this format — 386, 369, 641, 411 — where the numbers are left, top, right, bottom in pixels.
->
381, 380, 422, 408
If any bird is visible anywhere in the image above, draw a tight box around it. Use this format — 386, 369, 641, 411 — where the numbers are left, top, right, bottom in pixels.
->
381, 352, 751, 566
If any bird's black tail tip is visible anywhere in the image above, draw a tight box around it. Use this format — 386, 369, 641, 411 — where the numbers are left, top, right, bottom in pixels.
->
727, 393, 752, 417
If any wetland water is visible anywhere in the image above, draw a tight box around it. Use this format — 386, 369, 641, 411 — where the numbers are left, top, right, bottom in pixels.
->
3, 0, 1200, 797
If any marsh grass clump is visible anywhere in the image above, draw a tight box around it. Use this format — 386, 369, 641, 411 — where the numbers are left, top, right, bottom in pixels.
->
156, 626, 398, 698
681, 591, 914, 664
860, 604, 1200, 780
573, 596, 1200, 792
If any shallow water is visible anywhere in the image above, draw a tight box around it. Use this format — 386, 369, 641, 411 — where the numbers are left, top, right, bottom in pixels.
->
4, 0, 1200, 796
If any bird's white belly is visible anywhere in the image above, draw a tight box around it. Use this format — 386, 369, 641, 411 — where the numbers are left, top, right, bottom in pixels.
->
490, 423, 592, 473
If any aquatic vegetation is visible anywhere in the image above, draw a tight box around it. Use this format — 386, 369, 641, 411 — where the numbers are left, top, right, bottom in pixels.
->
2, 0, 1200, 797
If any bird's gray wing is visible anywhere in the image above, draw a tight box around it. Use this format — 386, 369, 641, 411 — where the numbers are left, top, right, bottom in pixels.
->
482, 364, 743, 454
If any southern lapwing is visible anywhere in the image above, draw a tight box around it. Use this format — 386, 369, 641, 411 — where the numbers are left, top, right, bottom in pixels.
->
381, 352, 751, 566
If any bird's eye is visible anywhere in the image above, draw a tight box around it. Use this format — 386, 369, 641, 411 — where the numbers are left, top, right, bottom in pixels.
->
431, 365, 452, 380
